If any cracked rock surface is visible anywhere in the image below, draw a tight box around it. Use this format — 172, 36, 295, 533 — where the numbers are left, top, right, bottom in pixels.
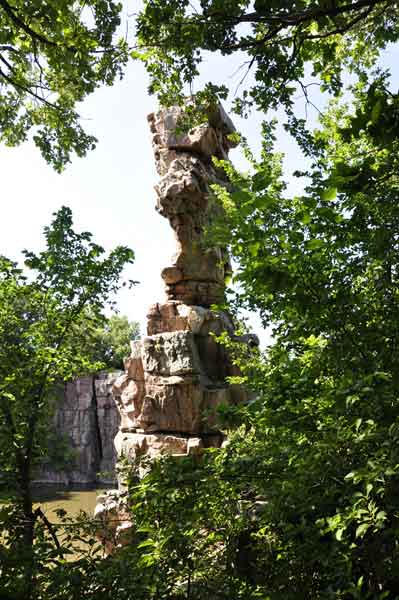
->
95, 105, 258, 551
148, 104, 236, 307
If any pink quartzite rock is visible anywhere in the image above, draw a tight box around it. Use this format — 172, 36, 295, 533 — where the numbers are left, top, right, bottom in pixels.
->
95, 104, 258, 553
111, 328, 249, 436
148, 104, 236, 307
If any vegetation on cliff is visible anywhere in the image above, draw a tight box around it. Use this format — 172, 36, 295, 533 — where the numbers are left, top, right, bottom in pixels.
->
76, 313, 140, 371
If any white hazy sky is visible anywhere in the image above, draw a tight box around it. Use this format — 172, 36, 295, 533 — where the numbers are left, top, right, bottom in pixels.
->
1, 3, 397, 345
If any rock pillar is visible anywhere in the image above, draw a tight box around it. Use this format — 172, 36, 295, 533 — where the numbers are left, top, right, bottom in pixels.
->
95, 105, 258, 549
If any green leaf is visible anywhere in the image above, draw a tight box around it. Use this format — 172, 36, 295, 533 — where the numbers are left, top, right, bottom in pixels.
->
321, 187, 337, 201
355, 523, 370, 538
306, 238, 324, 250
336, 528, 345, 541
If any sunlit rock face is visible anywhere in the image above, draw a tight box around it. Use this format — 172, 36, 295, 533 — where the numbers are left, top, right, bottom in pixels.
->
95, 105, 258, 551
113, 314, 248, 438
148, 104, 236, 307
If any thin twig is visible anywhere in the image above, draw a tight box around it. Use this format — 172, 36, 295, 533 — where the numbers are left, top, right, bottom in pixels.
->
34, 507, 64, 557
296, 79, 323, 116
234, 55, 256, 97
0, 66, 58, 108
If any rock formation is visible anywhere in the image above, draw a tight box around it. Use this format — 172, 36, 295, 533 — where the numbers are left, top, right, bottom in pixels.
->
147, 104, 235, 307
35, 372, 121, 486
95, 104, 258, 549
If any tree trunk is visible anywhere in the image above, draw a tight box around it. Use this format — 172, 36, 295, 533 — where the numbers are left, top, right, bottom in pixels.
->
16, 454, 36, 600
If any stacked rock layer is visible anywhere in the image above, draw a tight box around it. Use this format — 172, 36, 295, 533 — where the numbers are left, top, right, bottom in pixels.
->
148, 104, 235, 307
95, 105, 258, 550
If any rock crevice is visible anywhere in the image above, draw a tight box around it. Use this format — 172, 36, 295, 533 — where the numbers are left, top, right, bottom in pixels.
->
35, 372, 121, 486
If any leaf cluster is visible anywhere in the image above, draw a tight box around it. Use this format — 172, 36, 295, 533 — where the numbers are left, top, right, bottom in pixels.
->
0, 0, 128, 169
70, 313, 140, 372
135, 0, 397, 117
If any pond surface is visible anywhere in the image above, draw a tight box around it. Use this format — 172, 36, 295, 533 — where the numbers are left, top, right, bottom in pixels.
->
33, 485, 111, 519
0, 486, 111, 557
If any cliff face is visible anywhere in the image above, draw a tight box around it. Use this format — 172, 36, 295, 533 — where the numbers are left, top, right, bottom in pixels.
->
35, 372, 122, 486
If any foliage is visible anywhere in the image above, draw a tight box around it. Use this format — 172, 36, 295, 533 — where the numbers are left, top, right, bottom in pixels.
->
135, 0, 398, 117
125, 78, 399, 597
0, 0, 128, 170
95, 314, 140, 370
120, 451, 267, 600
0, 504, 104, 600
0, 206, 133, 598
110, 4, 399, 598
74, 313, 140, 371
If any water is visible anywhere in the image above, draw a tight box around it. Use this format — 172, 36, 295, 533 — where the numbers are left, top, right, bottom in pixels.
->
0, 486, 111, 558
32, 485, 114, 557
33, 485, 109, 520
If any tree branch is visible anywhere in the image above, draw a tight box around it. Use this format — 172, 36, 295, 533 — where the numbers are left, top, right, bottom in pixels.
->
0, 44, 19, 53
296, 79, 323, 116
307, 4, 377, 40
225, 0, 386, 25
0, 52, 15, 73
0, 0, 57, 47
0, 66, 58, 108
34, 507, 64, 557
220, 0, 384, 53
221, 25, 284, 52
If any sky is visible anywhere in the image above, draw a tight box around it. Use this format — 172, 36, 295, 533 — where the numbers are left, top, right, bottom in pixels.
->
1, 2, 397, 346
0, 3, 299, 345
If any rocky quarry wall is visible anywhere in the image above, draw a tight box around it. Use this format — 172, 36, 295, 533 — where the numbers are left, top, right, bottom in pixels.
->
95, 104, 258, 550
35, 372, 121, 486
